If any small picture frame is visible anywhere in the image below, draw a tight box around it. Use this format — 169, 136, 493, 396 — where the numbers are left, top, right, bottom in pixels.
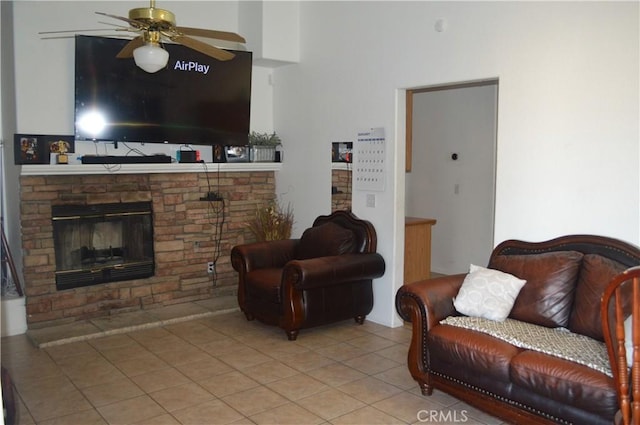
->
14, 134, 46, 164
212, 144, 227, 163
14, 134, 75, 165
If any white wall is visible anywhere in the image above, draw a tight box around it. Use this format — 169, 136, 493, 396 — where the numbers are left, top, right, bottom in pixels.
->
274, 1, 639, 327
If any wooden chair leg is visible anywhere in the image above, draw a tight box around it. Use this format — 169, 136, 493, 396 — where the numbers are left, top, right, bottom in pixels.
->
286, 329, 299, 341
354, 315, 366, 325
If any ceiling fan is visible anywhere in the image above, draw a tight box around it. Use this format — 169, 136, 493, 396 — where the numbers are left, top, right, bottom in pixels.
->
85, 0, 246, 73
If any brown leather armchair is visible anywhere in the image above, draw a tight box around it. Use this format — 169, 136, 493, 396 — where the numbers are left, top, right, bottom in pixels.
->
231, 210, 386, 340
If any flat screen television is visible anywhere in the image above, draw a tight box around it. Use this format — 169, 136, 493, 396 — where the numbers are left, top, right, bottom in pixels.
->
74, 35, 252, 146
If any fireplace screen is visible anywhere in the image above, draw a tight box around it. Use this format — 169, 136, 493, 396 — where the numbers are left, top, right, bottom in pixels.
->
52, 202, 154, 290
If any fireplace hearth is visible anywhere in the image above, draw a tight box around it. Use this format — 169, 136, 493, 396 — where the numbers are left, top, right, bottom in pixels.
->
52, 202, 154, 290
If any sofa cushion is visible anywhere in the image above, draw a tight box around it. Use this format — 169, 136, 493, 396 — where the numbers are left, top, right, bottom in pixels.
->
453, 264, 526, 321
428, 324, 521, 383
568, 254, 627, 341
295, 222, 356, 260
510, 350, 618, 419
489, 251, 584, 328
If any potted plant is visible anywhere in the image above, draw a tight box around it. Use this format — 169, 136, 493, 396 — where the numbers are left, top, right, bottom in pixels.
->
248, 131, 281, 162
245, 200, 294, 241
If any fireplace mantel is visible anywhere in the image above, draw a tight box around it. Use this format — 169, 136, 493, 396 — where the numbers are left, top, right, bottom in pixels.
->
21, 162, 281, 176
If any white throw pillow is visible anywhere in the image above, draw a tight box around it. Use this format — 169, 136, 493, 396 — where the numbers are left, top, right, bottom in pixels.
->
453, 264, 527, 322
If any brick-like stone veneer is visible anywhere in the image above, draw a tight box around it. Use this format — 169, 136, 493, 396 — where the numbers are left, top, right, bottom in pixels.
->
20, 171, 275, 328
332, 169, 352, 212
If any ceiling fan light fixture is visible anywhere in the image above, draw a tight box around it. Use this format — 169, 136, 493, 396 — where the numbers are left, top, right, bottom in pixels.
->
133, 43, 169, 73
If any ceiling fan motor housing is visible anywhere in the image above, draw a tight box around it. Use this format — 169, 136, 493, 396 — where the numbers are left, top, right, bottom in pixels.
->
129, 7, 176, 30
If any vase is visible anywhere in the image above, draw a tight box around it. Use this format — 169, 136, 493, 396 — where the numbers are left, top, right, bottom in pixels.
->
250, 146, 276, 162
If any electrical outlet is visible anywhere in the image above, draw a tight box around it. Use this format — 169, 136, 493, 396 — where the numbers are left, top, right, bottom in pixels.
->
207, 262, 215, 274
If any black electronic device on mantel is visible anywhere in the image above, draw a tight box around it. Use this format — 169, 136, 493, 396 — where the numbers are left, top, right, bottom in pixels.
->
74, 35, 252, 147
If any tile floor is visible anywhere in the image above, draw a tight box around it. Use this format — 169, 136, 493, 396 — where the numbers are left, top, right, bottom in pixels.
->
2, 299, 504, 425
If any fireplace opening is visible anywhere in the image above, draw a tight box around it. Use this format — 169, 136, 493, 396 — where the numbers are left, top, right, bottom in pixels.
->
52, 202, 154, 290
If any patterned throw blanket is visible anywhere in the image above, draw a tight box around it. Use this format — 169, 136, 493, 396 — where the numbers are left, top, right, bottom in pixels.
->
440, 316, 612, 377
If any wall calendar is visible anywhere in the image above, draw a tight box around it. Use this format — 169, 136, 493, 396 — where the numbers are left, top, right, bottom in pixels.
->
354, 127, 386, 191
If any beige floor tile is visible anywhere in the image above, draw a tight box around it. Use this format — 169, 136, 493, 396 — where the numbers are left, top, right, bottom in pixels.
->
305, 362, 366, 387
250, 401, 325, 425
337, 376, 405, 404
345, 334, 397, 352
373, 365, 418, 390
215, 345, 272, 369
154, 344, 213, 366
149, 382, 215, 412
111, 352, 170, 377
44, 341, 99, 361
131, 367, 191, 393
171, 399, 244, 425
134, 413, 182, 425
276, 350, 335, 373
342, 352, 401, 375
331, 405, 407, 425
266, 373, 329, 401
315, 342, 370, 362
374, 343, 411, 363
240, 359, 299, 384
19, 376, 94, 422
7, 357, 64, 386
98, 342, 153, 363
127, 326, 174, 342
133, 334, 189, 353
37, 408, 108, 425
197, 336, 245, 356
222, 385, 289, 416
296, 388, 365, 420
196, 370, 260, 398
97, 395, 166, 424
88, 333, 139, 351
372, 391, 444, 423
81, 376, 145, 407
175, 357, 234, 380
58, 357, 127, 389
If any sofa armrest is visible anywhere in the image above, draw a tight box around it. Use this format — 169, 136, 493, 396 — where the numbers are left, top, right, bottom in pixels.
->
396, 274, 467, 329
395, 273, 466, 395
231, 239, 299, 273
282, 253, 385, 290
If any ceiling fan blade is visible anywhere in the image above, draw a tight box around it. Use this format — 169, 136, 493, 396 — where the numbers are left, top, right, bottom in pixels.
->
175, 26, 246, 43
116, 36, 144, 58
96, 11, 147, 30
171, 35, 235, 61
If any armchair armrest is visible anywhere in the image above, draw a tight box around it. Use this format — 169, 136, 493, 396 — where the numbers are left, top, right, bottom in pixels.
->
231, 239, 299, 272
282, 253, 386, 290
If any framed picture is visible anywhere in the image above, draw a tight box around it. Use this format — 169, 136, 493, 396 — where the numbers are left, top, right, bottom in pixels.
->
212, 144, 227, 163
45, 136, 74, 157
14, 134, 46, 164
14, 134, 75, 165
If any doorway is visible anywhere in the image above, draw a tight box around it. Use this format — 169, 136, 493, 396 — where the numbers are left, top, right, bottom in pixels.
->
405, 80, 498, 274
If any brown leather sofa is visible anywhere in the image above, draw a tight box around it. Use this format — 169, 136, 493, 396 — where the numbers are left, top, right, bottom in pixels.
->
396, 235, 640, 425
231, 210, 385, 340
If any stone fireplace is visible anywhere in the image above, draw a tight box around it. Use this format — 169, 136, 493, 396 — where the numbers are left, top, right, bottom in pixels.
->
19, 167, 277, 328
52, 201, 154, 290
